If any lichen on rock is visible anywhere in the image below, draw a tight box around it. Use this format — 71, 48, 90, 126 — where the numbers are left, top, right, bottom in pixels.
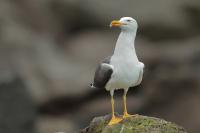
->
79, 114, 187, 133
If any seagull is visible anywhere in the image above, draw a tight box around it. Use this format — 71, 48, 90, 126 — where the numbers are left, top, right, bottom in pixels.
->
91, 17, 144, 125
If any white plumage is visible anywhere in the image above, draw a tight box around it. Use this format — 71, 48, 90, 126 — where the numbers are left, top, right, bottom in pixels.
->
106, 25, 144, 91
92, 17, 144, 125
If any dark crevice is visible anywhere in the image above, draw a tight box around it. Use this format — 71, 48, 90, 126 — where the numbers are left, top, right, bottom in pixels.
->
138, 24, 190, 42
38, 86, 140, 115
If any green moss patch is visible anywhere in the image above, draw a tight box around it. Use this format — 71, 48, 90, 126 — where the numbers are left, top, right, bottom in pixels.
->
79, 114, 187, 133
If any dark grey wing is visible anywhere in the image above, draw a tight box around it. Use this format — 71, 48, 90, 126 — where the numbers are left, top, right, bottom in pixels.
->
91, 56, 113, 89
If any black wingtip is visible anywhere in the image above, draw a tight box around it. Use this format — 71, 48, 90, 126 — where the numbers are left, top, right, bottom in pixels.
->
89, 83, 96, 89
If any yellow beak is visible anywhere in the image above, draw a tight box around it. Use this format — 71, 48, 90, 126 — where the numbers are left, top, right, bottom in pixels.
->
110, 20, 126, 27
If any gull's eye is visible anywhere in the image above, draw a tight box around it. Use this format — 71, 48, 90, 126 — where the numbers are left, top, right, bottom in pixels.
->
127, 19, 131, 22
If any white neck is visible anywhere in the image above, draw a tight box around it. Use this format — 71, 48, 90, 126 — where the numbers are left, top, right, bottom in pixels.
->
113, 30, 138, 62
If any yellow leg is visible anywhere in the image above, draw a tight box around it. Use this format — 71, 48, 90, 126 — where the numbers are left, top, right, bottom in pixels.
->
108, 95, 122, 125
123, 94, 132, 119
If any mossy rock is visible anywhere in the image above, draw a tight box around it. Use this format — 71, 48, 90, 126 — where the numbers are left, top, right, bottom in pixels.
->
79, 114, 187, 133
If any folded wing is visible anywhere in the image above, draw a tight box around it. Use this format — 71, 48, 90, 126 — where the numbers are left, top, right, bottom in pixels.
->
92, 57, 113, 89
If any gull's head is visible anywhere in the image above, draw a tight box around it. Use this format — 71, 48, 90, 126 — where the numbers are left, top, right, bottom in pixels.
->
110, 17, 138, 31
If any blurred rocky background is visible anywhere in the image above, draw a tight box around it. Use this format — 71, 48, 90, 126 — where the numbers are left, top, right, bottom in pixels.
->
0, 0, 200, 133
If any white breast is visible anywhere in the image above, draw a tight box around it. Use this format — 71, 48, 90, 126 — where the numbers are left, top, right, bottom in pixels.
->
105, 56, 141, 90
105, 29, 143, 91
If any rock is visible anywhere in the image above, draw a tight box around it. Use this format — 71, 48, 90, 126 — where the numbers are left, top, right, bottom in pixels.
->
0, 77, 36, 133
36, 115, 77, 133
79, 114, 187, 133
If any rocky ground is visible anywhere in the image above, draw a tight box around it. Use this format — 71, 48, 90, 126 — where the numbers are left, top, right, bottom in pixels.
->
0, 0, 200, 133
79, 114, 187, 133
